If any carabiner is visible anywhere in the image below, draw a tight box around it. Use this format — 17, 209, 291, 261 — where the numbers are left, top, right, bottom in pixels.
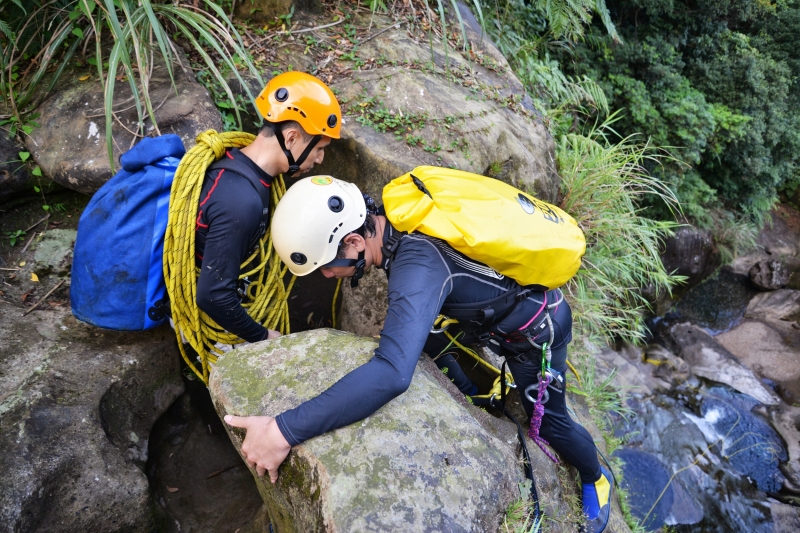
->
525, 383, 550, 405
430, 315, 456, 334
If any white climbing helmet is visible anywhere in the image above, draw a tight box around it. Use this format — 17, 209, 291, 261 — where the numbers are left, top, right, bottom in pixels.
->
272, 176, 367, 276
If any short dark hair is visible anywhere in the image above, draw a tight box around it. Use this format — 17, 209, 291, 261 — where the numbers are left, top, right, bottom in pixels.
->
336, 214, 377, 258
259, 120, 313, 142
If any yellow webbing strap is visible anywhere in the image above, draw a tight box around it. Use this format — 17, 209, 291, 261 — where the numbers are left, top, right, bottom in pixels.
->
332, 278, 343, 329
432, 315, 515, 402
164, 129, 295, 384
432, 314, 581, 402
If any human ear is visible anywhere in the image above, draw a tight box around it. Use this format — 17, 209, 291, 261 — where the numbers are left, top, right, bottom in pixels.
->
344, 233, 366, 252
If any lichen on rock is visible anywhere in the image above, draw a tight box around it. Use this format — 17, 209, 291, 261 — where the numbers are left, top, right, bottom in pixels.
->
209, 328, 522, 532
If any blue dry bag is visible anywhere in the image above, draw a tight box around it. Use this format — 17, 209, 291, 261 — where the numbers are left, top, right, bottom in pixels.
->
71, 134, 185, 330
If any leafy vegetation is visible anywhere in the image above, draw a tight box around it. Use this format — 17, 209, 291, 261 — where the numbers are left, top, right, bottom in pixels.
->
563, 0, 800, 226
558, 121, 683, 343
0, 0, 262, 166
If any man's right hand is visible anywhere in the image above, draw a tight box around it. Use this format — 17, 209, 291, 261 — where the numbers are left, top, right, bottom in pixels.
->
267, 329, 281, 340
224, 415, 291, 483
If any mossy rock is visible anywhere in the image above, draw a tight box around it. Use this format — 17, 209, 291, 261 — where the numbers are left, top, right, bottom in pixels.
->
209, 328, 522, 532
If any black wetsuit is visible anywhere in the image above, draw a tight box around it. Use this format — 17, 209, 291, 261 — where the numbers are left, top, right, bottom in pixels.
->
275, 222, 602, 484
194, 148, 273, 343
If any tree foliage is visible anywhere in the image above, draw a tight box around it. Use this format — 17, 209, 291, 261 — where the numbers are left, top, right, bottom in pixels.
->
564, 0, 800, 224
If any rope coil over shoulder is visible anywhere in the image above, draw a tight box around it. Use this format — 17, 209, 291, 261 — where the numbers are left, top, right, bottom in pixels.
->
164, 130, 295, 384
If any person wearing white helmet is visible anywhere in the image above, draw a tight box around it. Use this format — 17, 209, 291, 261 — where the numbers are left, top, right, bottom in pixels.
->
224, 177, 613, 533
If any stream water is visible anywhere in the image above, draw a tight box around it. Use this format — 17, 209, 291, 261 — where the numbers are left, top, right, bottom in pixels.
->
618, 269, 798, 532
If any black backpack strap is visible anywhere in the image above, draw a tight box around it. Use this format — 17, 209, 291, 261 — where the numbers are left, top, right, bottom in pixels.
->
207, 158, 271, 251
208, 158, 271, 214
379, 220, 407, 272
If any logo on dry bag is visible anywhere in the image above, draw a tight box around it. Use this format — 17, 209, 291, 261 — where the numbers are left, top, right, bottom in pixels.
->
517, 193, 536, 215
311, 176, 333, 186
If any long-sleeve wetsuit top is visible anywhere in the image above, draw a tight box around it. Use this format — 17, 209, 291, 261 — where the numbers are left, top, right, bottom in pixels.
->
275, 222, 572, 446
194, 148, 273, 343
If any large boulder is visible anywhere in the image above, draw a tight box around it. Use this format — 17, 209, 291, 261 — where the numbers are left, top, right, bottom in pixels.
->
0, 305, 184, 532
664, 323, 780, 405
26, 61, 222, 195
715, 289, 800, 405
209, 328, 522, 532
749, 259, 791, 290
730, 205, 800, 282
658, 226, 720, 298
262, 4, 558, 202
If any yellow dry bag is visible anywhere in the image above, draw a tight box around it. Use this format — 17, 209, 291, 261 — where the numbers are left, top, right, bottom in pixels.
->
382, 166, 585, 290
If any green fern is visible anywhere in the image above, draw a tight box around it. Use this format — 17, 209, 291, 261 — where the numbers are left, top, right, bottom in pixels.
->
1, 0, 261, 167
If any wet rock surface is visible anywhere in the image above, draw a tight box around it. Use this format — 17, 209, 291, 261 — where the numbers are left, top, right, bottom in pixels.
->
604, 207, 800, 532
664, 323, 780, 405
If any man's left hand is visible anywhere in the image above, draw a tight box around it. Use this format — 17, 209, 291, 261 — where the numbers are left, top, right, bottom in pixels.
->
224, 415, 291, 483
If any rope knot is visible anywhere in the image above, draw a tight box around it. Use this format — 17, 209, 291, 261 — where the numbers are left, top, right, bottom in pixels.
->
196, 129, 226, 159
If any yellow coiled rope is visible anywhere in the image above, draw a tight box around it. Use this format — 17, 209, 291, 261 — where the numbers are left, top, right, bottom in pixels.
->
164, 129, 295, 384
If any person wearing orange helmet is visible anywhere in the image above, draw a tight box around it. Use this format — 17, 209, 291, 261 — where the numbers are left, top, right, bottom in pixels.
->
194, 71, 342, 344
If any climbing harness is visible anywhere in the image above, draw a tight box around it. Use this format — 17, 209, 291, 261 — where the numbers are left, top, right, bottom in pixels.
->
163, 130, 295, 384
429, 314, 546, 522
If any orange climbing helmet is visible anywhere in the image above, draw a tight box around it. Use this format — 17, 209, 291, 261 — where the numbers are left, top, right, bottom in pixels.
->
255, 71, 342, 139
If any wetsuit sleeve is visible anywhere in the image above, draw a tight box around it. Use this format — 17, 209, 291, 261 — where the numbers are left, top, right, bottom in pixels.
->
196, 175, 268, 343
275, 239, 453, 446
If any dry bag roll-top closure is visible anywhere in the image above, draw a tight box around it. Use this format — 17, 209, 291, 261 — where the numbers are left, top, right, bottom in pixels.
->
382, 166, 586, 290
71, 135, 186, 331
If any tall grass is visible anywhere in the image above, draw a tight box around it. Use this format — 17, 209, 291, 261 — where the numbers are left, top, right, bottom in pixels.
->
1, 0, 262, 167
559, 120, 685, 344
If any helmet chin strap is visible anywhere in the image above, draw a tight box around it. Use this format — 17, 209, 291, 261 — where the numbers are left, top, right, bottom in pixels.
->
271, 122, 321, 177
323, 250, 366, 288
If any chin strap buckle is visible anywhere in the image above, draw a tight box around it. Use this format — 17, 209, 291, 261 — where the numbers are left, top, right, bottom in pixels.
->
350, 252, 366, 288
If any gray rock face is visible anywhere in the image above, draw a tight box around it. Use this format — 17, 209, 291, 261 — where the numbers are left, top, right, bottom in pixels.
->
659, 226, 720, 295
749, 259, 791, 290
0, 305, 184, 533
209, 329, 522, 533
337, 266, 388, 338
267, 6, 558, 202
665, 323, 780, 405
26, 62, 222, 195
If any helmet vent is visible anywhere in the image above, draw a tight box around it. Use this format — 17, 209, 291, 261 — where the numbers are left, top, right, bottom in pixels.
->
275, 88, 289, 102
290, 252, 307, 265
327, 114, 338, 128
299, 110, 307, 118
328, 196, 344, 213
